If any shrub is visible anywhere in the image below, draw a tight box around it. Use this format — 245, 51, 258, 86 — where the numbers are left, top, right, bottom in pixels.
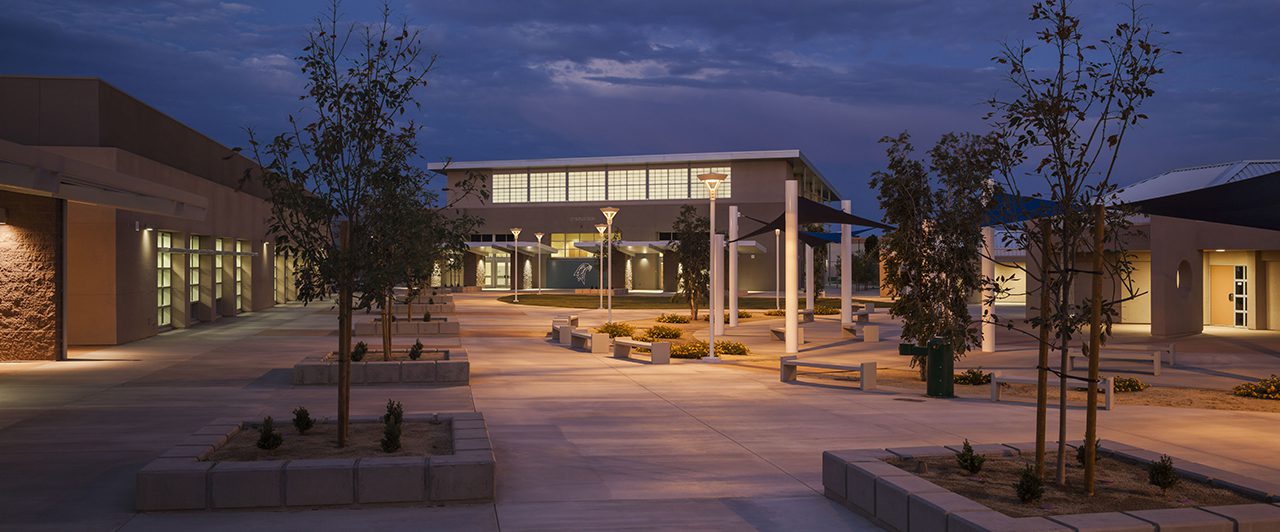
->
596, 322, 635, 338
764, 309, 785, 317
656, 313, 690, 324
428, 297, 434, 305
1233, 374, 1280, 400
813, 305, 839, 315
670, 340, 749, 358
1113, 376, 1149, 392
954, 368, 992, 385
955, 439, 985, 474
409, 339, 424, 360
381, 399, 404, 453
1014, 465, 1043, 503
423, 309, 432, 322
291, 406, 314, 434
644, 325, 683, 340
256, 416, 283, 450
352, 341, 368, 362
1148, 454, 1179, 491
1075, 440, 1100, 466
716, 340, 749, 355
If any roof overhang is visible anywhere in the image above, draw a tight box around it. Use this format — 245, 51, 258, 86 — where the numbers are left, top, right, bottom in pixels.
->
466, 242, 555, 255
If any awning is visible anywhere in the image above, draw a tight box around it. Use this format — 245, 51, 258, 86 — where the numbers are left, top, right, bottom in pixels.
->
465, 242, 554, 255
1126, 172, 1280, 232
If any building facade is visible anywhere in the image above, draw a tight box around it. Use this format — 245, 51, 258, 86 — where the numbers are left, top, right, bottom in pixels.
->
0, 76, 290, 360
431, 151, 840, 293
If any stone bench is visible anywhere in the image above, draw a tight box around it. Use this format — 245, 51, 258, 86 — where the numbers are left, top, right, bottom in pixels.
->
801, 309, 815, 323
851, 309, 872, 324
612, 337, 671, 364
567, 328, 609, 354
1068, 343, 1175, 376
840, 324, 881, 343
293, 350, 470, 385
354, 320, 460, 337
780, 356, 876, 391
550, 315, 579, 335
770, 326, 805, 344
991, 372, 1113, 410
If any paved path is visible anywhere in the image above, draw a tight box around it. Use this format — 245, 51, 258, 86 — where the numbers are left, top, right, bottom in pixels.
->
2, 294, 1280, 530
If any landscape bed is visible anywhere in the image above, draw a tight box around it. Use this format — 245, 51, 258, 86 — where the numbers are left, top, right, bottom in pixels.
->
292, 349, 469, 385
136, 412, 494, 511
822, 440, 1280, 531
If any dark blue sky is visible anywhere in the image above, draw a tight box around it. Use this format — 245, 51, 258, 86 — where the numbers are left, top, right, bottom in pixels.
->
2, 0, 1277, 215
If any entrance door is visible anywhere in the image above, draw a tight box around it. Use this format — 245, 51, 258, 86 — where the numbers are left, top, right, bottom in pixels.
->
1234, 265, 1248, 327
491, 260, 509, 289
1209, 265, 1235, 326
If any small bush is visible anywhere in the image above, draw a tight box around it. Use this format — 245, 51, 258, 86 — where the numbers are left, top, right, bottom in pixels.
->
1075, 440, 1101, 466
764, 309, 785, 317
596, 322, 635, 338
813, 305, 839, 315
256, 416, 283, 450
1113, 376, 1149, 392
655, 313, 690, 324
291, 406, 314, 434
409, 339, 424, 361
1148, 454, 1179, 491
699, 310, 752, 322
1014, 465, 1043, 503
351, 341, 368, 362
428, 297, 435, 305
1233, 374, 1280, 400
644, 325, 683, 340
381, 399, 404, 453
423, 309, 432, 322
955, 439, 985, 474
954, 368, 992, 386
670, 340, 750, 358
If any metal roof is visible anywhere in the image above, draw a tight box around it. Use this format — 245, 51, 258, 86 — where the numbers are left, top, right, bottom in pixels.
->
1117, 160, 1280, 203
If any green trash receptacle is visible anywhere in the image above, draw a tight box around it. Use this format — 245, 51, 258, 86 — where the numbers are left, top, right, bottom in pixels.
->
898, 338, 955, 398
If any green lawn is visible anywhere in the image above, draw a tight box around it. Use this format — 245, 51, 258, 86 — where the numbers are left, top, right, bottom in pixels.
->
496, 294, 844, 310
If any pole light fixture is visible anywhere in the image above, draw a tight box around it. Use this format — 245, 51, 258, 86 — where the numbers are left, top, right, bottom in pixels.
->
510, 227, 522, 303
534, 232, 544, 295
774, 228, 781, 311
595, 223, 607, 309
697, 173, 725, 361
600, 207, 619, 322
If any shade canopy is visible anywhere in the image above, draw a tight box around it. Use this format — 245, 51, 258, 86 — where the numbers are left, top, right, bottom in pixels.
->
983, 192, 1058, 226
733, 197, 892, 243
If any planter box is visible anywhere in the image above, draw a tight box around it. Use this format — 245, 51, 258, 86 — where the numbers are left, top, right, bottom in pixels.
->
573, 288, 627, 295
822, 441, 1280, 532
293, 349, 469, 385
353, 319, 461, 336
136, 412, 493, 511
389, 302, 456, 315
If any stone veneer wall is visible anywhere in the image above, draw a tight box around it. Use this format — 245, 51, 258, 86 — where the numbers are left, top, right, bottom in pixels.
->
0, 190, 63, 360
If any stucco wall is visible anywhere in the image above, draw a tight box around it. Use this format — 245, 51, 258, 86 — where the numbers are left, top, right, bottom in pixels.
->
0, 190, 63, 360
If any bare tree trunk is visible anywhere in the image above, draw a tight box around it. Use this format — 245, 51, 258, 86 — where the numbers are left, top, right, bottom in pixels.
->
1084, 205, 1105, 494
405, 284, 413, 322
381, 293, 392, 361
1056, 277, 1069, 486
1035, 222, 1053, 478
337, 221, 351, 447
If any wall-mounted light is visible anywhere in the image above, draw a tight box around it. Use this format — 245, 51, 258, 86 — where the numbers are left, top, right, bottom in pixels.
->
1215, 249, 1226, 253
0, 208, 7, 225
135, 221, 141, 232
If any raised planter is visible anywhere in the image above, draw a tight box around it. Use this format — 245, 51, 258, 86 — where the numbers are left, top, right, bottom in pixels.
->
136, 412, 494, 511
293, 349, 469, 385
389, 302, 456, 315
822, 441, 1280, 532
353, 319, 461, 336
572, 288, 627, 296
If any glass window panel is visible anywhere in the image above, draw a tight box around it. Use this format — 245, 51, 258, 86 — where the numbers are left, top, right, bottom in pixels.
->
529, 171, 567, 202
648, 167, 689, 200
492, 172, 528, 204
690, 166, 732, 199
607, 169, 646, 201
568, 170, 606, 202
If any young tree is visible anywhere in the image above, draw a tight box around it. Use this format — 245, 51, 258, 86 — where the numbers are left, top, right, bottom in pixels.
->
984, 0, 1168, 489
871, 132, 1001, 378
670, 205, 710, 320
245, 2, 480, 445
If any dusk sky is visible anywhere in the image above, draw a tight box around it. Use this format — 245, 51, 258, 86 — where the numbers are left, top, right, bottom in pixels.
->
2, 0, 1277, 215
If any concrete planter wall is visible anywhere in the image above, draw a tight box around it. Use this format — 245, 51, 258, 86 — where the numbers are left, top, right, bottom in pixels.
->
136, 412, 494, 511
572, 288, 627, 295
353, 320, 460, 337
293, 350, 469, 385
389, 302, 456, 315
822, 441, 1280, 532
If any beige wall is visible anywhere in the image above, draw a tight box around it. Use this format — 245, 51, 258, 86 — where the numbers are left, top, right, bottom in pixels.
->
1121, 252, 1152, 324
65, 203, 118, 344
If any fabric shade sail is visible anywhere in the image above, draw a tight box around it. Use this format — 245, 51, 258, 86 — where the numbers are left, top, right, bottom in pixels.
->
733, 197, 892, 243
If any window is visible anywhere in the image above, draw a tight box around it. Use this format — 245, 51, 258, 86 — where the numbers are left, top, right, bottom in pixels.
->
691, 166, 732, 199
189, 236, 200, 304
608, 169, 646, 201
648, 167, 689, 200
235, 241, 246, 311
492, 172, 528, 203
157, 232, 173, 327
215, 239, 224, 301
529, 171, 567, 202
568, 170, 606, 202
550, 232, 620, 258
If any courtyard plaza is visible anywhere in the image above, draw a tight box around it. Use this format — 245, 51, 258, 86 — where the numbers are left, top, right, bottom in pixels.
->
2, 292, 1279, 530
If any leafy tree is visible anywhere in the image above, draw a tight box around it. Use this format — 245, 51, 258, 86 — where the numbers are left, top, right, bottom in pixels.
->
870, 132, 1001, 379
670, 205, 710, 320
244, 2, 480, 445
983, 0, 1169, 489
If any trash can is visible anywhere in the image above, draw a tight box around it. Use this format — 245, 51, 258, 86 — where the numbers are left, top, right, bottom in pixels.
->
898, 338, 955, 398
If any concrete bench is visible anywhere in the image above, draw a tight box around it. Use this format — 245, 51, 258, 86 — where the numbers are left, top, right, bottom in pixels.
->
1068, 344, 1175, 376
780, 356, 876, 390
569, 329, 610, 354
800, 309, 815, 323
770, 326, 804, 344
550, 315, 579, 336
991, 372, 1113, 410
612, 337, 670, 364
851, 309, 871, 324
840, 324, 880, 343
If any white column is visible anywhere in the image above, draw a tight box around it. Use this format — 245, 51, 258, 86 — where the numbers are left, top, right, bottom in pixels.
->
982, 226, 997, 352
712, 234, 725, 336
728, 205, 739, 328
841, 200, 852, 326
805, 244, 815, 311
785, 180, 799, 354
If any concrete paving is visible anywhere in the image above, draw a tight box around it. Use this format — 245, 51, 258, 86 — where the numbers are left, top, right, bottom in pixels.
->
1, 293, 1279, 530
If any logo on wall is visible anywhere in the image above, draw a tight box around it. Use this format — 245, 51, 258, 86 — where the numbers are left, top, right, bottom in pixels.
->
573, 263, 594, 287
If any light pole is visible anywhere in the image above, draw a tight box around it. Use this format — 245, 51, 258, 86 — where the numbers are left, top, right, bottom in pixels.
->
595, 224, 606, 309
510, 227, 521, 303
774, 228, 781, 311
600, 207, 619, 322
534, 232, 544, 295
698, 172, 724, 361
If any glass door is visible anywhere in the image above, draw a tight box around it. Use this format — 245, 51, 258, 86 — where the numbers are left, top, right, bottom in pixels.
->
1234, 265, 1248, 327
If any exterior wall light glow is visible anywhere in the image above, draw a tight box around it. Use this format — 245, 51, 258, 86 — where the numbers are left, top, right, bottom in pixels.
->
0, 207, 7, 225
